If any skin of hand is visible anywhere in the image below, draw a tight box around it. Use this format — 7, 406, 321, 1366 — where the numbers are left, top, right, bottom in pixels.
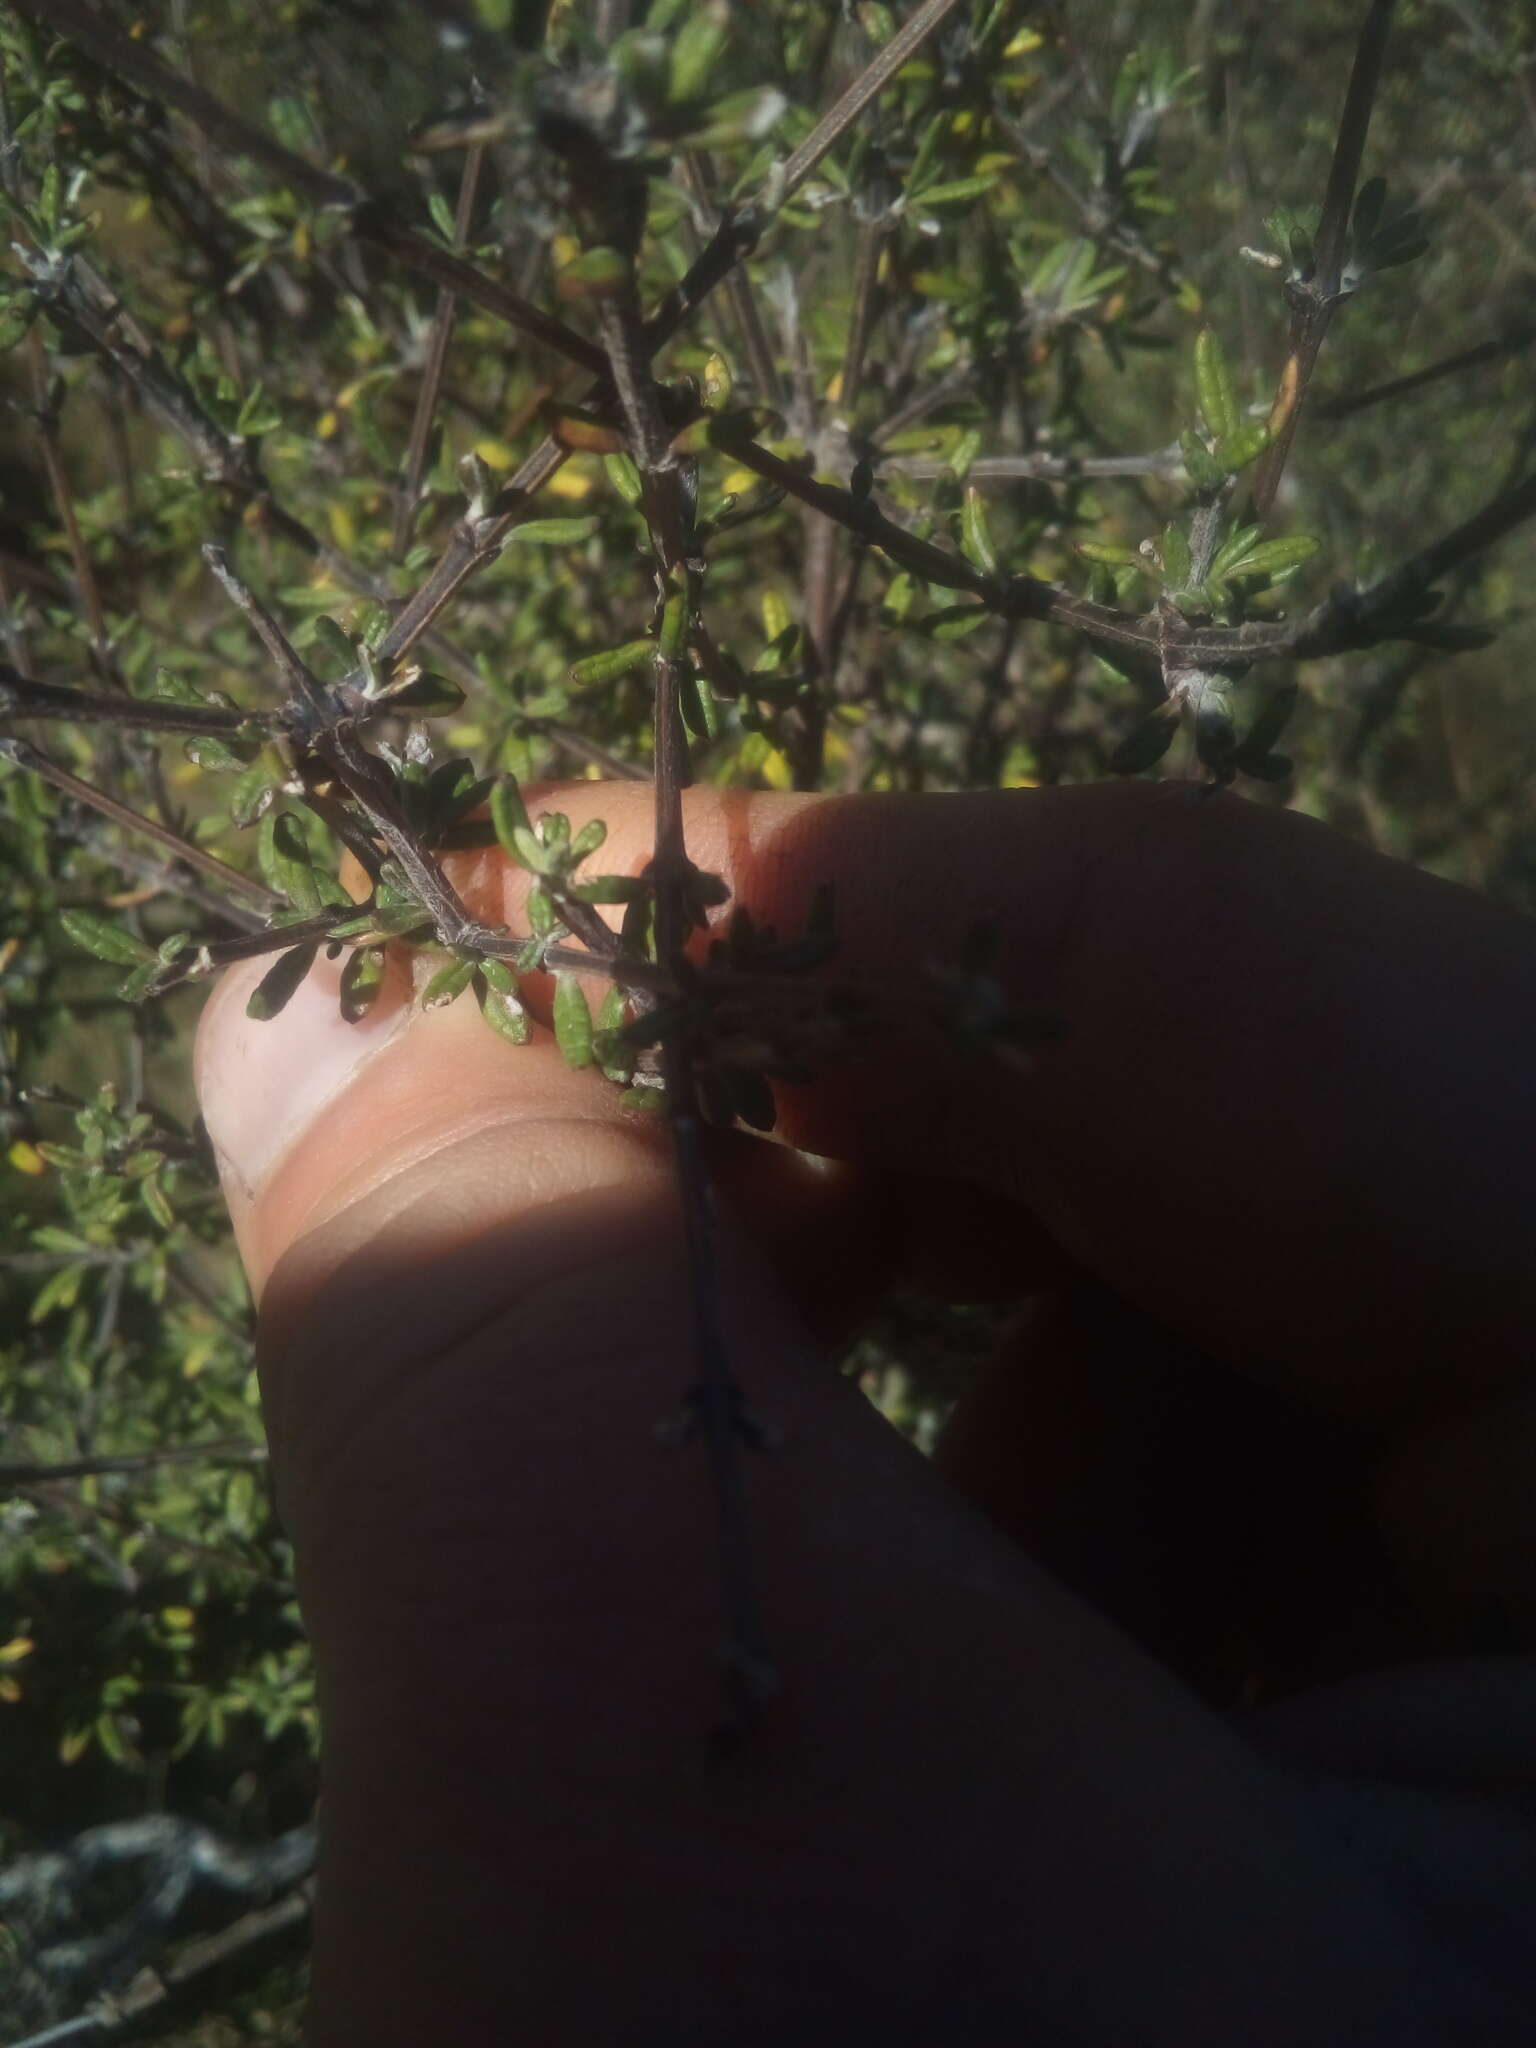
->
195, 778, 1536, 2046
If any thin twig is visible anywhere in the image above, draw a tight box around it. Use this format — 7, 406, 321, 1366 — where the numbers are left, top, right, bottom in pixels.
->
775, 0, 968, 209
0, 666, 263, 738
598, 247, 775, 1731
1249, 0, 1398, 517
0, 739, 278, 913
0, 1438, 266, 1485
885, 446, 1184, 482
1312, 325, 1534, 420
200, 546, 336, 729
709, 417, 1536, 675
680, 155, 784, 408
25, 329, 117, 685
391, 138, 486, 558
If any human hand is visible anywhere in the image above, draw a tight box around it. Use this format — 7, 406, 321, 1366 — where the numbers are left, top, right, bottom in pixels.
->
195, 779, 1536, 2045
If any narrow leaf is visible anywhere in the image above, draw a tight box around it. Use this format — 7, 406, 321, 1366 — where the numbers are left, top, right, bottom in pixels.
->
603, 451, 643, 507
339, 946, 386, 1023
1076, 540, 1142, 566
60, 910, 155, 968
960, 487, 998, 577
1179, 430, 1223, 490
568, 818, 607, 864
1232, 534, 1322, 581
1160, 523, 1191, 588
552, 972, 594, 1068
1213, 422, 1270, 475
570, 639, 655, 687
474, 965, 531, 1045
505, 516, 602, 545
491, 776, 532, 857
420, 956, 475, 1009
570, 875, 647, 904
1194, 328, 1239, 441
246, 943, 317, 1021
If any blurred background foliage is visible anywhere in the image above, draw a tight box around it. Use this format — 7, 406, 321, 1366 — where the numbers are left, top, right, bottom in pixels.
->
1, 0, 1533, 2037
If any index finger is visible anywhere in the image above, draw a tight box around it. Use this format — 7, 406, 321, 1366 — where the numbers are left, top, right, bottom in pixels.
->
452, 777, 1536, 1419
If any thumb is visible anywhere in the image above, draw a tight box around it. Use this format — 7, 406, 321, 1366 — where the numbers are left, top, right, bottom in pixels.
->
190, 923, 1442, 2048
194, 940, 670, 1307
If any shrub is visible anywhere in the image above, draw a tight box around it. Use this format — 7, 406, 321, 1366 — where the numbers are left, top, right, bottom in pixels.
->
2, 0, 1534, 2036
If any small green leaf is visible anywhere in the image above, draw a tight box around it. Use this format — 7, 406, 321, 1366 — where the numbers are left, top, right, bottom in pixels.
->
552, 972, 594, 1068
420, 956, 475, 1009
1231, 533, 1321, 582
570, 639, 655, 686
31, 1264, 83, 1322
0, 302, 36, 351
619, 1084, 666, 1113
510, 824, 555, 874
118, 960, 169, 1003
960, 487, 998, 577
752, 622, 801, 676
490, 775, 531, 858
474, 966, 531, 1044
594, 985, 633, 1081
330, 902, 432, 942
603, 451, 644, 507
427, 189, 456, 243
948, 427, 983, 481
1213, 422, 1270, 474
913, 604, 990, 640
506, 516, 601, 546
570, 874, 646, 904
568, 818, 607, 864
620, 890, 655, 961
230, 764, 278, 828
37, 163, 60, 238
1076, 540, 1142, 567
1179, 429, 1223, 491
183, 734, 256, 772
339, 945, 386, 1023
881, 571, 915, 623
60, 910, 155, 968
657, 591, 689, 660
478, 955, 520, 998
505, 512, 602, 544
914, 173, 1001, 209
1208, 523, 1263, 578
140, 1173, 175, 1231
246, 943, 317, 1021
150, 668, 207, 707
1194, 329, 1240, 441
1160, 523, 1191, 588
259, 811, 325, 912
679, 667, 719, 740
669, 4, 728, 101
526, 887, 557, 940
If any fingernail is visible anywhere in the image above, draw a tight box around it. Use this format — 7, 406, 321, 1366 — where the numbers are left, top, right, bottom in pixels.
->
195, 953, 410, 1204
